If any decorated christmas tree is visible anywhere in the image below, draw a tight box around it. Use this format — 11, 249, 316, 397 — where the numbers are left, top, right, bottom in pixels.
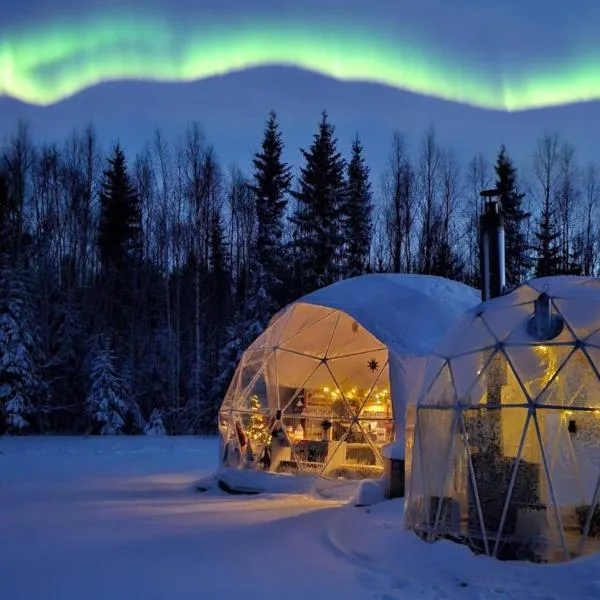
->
248, 395, 270, 445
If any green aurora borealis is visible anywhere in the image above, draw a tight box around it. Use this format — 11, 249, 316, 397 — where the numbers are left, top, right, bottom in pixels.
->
0, 12, 598, 111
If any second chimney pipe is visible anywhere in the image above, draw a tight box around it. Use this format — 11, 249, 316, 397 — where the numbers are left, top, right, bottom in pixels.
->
479, 192, 505, 301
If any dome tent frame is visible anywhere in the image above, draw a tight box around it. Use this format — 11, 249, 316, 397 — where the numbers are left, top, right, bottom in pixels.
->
218, 274, 480, 490
221, 302, 394, 479
405, 276, 600, 563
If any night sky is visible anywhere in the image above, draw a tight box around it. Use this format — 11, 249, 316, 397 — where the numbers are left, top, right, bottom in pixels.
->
2, 0, 600, 178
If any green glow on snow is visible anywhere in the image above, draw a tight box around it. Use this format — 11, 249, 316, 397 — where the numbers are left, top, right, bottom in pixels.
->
0, 12, 597, 111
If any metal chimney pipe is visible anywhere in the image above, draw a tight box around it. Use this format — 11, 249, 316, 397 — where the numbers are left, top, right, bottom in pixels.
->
533, 292, 552, 338
477, 190, 507, 491
527, 290, 564, 341
479, 191, 505, 301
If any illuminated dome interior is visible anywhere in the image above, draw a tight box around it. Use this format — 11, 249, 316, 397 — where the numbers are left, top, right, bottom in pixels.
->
405, 276, 600, 563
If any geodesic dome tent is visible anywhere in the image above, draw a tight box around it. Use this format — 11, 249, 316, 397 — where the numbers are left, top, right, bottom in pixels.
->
404, 276, 600, 563
218, 274, 479, 483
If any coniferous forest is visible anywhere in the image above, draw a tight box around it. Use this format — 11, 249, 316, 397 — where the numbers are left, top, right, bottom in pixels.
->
0, 111, 597, 435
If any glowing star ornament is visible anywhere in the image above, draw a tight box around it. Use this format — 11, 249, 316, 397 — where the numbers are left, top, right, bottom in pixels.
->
2, 10, 600, 111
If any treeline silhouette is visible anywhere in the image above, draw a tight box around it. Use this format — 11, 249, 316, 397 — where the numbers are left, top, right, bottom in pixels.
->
0, 111, 596, 435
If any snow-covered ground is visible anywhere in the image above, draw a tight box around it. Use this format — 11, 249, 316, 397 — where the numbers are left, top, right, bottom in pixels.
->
1, 436, 599, 600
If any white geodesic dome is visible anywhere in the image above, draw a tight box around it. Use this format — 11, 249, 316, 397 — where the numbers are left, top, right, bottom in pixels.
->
405, 276, 600, 563
218, 274, 479, 482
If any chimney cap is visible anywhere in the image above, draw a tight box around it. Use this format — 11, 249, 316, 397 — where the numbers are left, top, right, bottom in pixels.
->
480, 188, 501, 199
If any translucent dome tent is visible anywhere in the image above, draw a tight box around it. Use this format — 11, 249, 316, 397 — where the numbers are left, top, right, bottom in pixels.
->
218, 274, 479, 484
405, 276, 600, 563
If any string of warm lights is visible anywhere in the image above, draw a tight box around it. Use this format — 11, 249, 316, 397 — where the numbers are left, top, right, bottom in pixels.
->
321, 385, 389, 403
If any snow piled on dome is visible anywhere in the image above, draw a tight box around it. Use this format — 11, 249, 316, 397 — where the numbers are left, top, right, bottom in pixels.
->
298, 273, 481, 356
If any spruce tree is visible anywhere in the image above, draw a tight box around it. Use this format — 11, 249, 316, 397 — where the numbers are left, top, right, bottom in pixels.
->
291, 111, 346, 293
98, 144, 141, 273
494, 146, 530, 288
343, 135, 372, 277
0, 173, 9, 255
85, 336, 129, 435
0, 271, 42, 433
209, 209, 230, 316
145, 408, 166, 435
0, 169, 47, 433
211, 302, 264, 421
535, 202, 561, 277
430, 223, 464, 280
0, 169, 21, 261
568, 233, 584, 276
249, 111, 292, 313
205, 208, 232, 425
119, 358, 145, 434
97, 144, 142, 340
46, 287, 85, 430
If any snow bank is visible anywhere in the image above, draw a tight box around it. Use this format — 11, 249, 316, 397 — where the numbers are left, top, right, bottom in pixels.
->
217, 467, 317, 495
351, 478, 386, 507
217, 467, 377, 504
218, 468, 388, 508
